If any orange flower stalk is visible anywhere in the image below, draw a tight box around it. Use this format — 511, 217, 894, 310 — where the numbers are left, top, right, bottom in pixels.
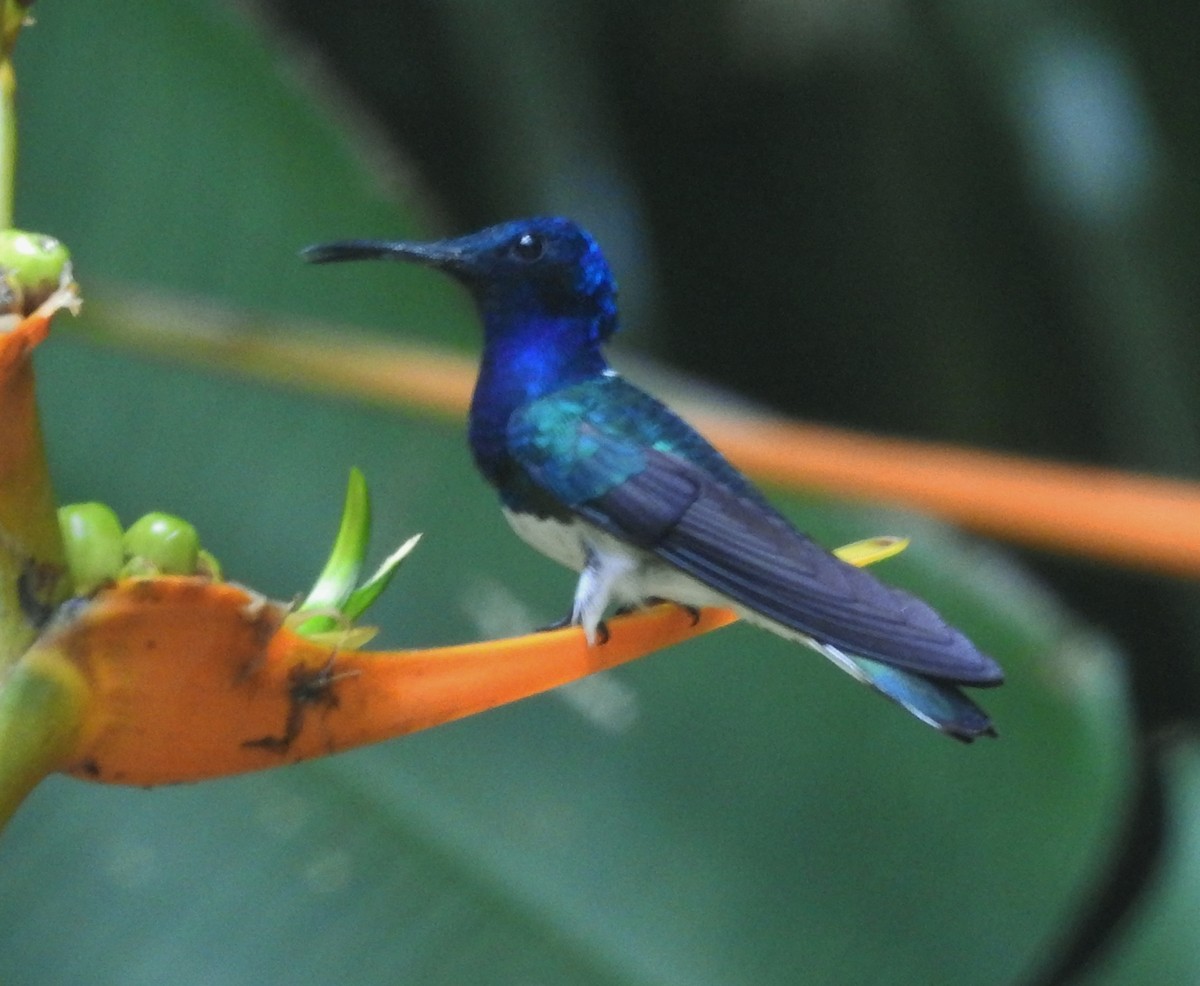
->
13, 533, 900, 794
0, 284, 78, 666
36, 577, 735, 787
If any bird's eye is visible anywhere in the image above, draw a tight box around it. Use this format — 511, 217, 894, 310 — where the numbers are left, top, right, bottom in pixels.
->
510, 233, 544, 262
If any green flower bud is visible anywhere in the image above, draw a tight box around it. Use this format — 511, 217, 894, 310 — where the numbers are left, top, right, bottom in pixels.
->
58, 502, 125, 595
0, 229, 72, 316
123, 513, 199, 575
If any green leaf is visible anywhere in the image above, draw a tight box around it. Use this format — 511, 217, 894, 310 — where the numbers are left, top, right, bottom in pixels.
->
296, 467, 370, 633
342, 532, 421, 621
1075, 740, 1200, 984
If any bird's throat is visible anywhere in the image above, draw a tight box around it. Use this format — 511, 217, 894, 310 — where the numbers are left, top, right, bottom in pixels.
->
468, 311, 608, 490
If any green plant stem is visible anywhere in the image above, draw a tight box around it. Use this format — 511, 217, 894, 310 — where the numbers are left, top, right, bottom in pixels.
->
0, 648, 87, 833
0, 0, 27, 229
0, 61, 14, 229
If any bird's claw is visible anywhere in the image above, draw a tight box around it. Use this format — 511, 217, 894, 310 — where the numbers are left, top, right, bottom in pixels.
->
537, 613, 576, 634
637, 596, 702, 626
536, 613, 610, 645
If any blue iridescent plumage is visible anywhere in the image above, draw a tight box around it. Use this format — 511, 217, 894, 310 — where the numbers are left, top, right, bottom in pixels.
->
303, 216, 1003, 741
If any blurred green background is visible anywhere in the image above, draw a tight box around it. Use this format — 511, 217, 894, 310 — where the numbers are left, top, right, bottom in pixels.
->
0, 1, 1197, 983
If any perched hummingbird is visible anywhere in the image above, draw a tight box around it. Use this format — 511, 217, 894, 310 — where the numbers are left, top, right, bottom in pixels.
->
303, 217, 1002, 741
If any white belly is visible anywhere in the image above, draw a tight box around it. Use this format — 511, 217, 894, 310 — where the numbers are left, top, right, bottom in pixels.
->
501, 508, 590, 573
501, 507, 730, 643
501, 507, 842, 666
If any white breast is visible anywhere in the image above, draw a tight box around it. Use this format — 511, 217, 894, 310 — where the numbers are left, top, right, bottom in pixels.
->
500, 506, 731, 644
502, 508, 590, 572
502, 511, 879, 684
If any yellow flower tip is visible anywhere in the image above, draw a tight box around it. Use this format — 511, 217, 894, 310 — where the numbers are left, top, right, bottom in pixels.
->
0, 279, 79, 371
833, 535, 909, 567
34, 279, 83, 317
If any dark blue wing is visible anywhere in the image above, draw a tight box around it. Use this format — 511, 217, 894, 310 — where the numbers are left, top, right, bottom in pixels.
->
509, 377, 1003, 688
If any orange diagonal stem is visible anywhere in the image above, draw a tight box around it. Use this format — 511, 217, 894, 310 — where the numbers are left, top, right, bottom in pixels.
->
289, 337, 1200, 577
690, 414, 1200, 580
79, 298, 1200, 577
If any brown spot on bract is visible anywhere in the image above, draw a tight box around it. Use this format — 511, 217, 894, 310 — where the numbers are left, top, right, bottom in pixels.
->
128, 580, 161, 602
18, 558, 64, 628
242, 655, 358, 755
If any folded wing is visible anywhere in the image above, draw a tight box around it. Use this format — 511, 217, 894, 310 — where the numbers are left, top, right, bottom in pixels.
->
510, 382, 1003, 687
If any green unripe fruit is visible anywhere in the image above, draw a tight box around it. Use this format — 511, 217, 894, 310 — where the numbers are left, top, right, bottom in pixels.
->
0, 230, 72, 316
123, 513, 199, 575
58, 502, 125, 595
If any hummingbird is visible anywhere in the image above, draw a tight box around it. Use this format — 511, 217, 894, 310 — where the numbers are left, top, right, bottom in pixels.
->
303, 217, 1003, 741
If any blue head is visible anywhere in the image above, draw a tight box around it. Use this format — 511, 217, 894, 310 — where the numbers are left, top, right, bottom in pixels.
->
304, 216, 619, 345
306, 217, 622, 490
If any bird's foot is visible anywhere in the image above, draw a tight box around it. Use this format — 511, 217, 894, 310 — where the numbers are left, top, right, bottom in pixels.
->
537, 613, 575, 633
536, 612, 610, 645
638, 597, 702, 626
